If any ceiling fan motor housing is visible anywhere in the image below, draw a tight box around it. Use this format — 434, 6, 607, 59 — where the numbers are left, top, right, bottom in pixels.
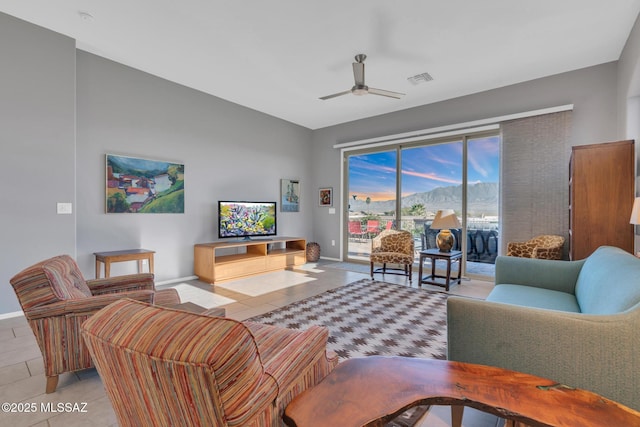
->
352, 84, 369, 95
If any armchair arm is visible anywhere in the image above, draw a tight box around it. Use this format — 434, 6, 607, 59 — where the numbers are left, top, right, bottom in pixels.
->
532, 246, 562, 260
447, 297, 640, 409
261, 325, 332, 393
86, 273, 155, 295
494, 255, 584, 294
506, 241, 533, 257
25, 291, 155, 319
153, 288, 181, 306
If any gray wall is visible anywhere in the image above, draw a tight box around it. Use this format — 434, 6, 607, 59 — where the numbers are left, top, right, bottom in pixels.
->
0, 13, 313, 314
75, 51, 313, 281
618, 13, 640, 133
310, 62, 620, 260
0, 14, 77, 314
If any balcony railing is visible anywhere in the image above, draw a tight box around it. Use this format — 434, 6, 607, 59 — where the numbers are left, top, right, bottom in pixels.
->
420, 227, 498, 264
348, 217, 499, 266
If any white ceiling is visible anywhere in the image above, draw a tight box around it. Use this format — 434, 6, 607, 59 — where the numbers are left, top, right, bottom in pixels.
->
2, 1, 639, 130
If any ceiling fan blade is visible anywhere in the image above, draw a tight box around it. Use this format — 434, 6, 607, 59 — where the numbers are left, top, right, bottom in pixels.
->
319, 89, 352, 100
352, 62, 365, 86
368, 87, 405, 99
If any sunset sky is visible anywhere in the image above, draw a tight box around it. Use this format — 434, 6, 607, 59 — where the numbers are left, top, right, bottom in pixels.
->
349, 136, 499, 201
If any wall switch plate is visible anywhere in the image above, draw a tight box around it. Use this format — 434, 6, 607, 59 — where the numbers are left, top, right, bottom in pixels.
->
57, 202, 72, 214
328, 208, 336, 214
331, 240, 336, 246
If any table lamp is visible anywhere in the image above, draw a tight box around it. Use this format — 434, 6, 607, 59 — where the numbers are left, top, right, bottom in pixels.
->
430, 209, 461, 252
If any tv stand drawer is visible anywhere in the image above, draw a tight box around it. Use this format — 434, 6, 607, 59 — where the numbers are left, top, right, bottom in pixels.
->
215, 257, 266, 281
267, 253, 306, 270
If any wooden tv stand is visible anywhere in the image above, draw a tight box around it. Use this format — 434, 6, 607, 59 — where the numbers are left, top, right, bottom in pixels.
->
194, 237, 306, 284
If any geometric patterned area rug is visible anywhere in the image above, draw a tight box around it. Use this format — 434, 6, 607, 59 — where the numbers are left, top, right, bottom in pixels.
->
247, 279, 448, 426
247, 278, 448, 360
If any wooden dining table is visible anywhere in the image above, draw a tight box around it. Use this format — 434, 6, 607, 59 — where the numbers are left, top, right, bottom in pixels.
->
283, 356, 640, 427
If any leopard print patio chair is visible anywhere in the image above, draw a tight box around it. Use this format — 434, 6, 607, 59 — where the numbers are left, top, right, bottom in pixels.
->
370, 229, 414, 282
506, 235, 565, 260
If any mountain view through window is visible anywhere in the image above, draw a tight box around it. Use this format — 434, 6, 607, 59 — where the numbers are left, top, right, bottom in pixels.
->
346, 134, 499, 276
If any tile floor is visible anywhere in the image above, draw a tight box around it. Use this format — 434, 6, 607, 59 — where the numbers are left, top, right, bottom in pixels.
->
0, 260, 502, 427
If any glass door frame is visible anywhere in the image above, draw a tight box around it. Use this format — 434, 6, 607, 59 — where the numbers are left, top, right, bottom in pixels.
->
343, 148, 398, 263
342, 129, 500, 280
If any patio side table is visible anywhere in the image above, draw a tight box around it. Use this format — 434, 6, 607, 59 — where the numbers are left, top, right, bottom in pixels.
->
418, 249, 462, 291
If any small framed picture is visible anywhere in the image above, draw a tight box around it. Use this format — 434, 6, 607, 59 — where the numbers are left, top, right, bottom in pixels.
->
281, 178, 300, 212
319, 187, 333, 207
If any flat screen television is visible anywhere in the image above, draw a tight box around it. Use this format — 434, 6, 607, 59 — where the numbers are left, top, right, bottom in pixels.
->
218, 201, 277, 239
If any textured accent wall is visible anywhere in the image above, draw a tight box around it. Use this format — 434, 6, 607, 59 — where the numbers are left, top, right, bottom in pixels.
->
500, 111, 573, 257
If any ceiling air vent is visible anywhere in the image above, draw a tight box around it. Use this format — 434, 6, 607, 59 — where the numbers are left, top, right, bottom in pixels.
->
407, 72, 434, 85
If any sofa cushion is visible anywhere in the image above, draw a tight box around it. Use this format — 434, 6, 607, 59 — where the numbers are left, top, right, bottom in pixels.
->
487, 284, 581, 313
370, 252, 414, 264
576, 246, 640, 314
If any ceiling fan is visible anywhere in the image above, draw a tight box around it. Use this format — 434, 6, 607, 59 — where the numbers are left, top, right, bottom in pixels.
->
319, 54, 405, 100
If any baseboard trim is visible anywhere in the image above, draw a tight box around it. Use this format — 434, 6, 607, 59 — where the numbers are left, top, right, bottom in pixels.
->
319, 256, 341, 262
156, 275, 198, 286
0, 310, 24, 320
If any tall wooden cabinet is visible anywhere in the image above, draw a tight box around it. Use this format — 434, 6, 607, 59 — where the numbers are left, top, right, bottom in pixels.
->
569, 140, 635, 260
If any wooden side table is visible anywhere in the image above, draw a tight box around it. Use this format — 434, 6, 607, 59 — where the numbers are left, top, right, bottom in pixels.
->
283, 356, 640, 427
418, 249, 462, 291
94, 249, 155, 279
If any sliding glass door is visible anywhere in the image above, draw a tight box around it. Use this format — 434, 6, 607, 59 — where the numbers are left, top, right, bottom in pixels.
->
465, 135, 500, 276
344, 131, 500, 278
400, 141, 462, 254
346, 150, 397, 261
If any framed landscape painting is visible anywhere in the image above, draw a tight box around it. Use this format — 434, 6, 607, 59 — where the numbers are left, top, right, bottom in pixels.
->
106, 154, 184, 213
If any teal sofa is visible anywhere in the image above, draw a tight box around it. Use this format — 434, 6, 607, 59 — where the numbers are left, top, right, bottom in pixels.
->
447, 246, 640, 410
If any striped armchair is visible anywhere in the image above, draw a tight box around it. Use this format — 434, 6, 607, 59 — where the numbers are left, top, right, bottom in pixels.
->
81, 299, 339, 427
9, 254, 180, 394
